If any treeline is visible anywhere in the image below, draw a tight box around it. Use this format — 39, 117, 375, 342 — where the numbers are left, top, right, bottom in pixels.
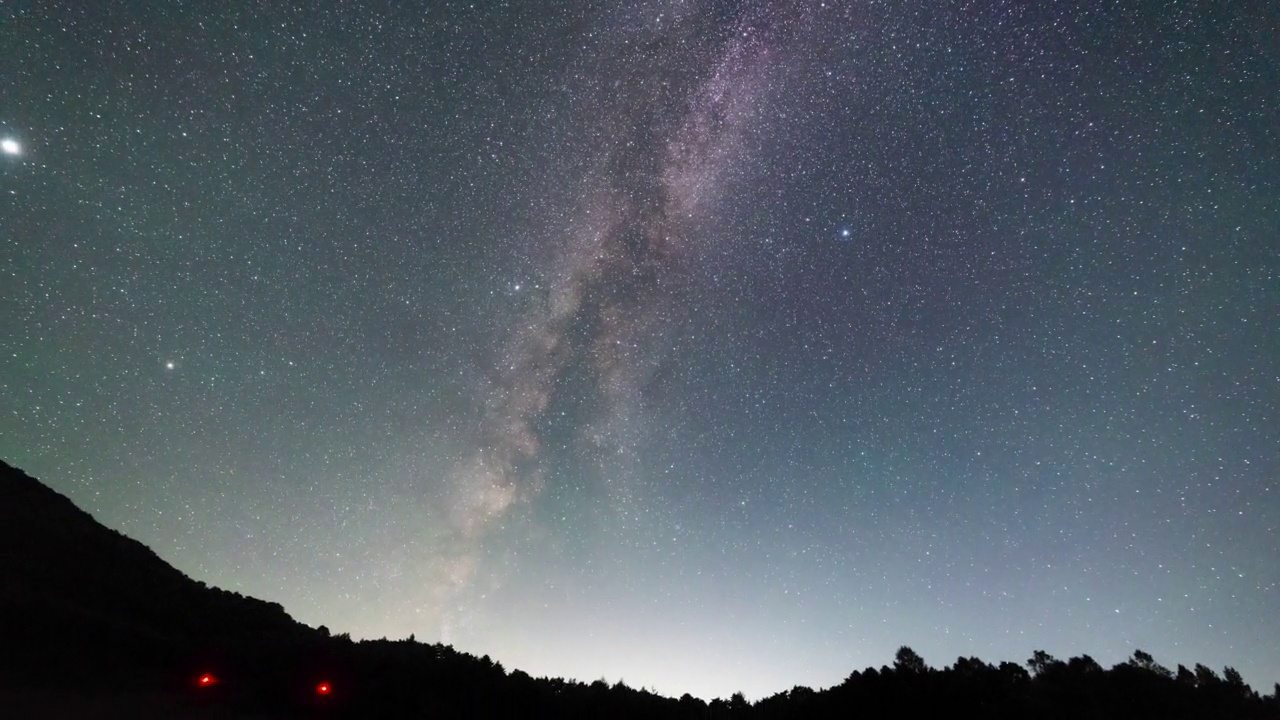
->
173, 639, 1280, 718
742, 646, 1279, 720
3, 459, 1278, 718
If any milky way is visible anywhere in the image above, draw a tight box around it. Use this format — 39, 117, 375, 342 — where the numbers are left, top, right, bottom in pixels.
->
436, 1, 809, 613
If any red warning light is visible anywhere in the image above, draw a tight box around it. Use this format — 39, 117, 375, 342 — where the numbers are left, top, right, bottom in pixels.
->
198, 673, 217, 687
316, 681, 332, 696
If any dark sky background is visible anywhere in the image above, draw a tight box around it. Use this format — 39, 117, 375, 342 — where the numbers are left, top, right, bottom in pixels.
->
3, 0, 1277, 701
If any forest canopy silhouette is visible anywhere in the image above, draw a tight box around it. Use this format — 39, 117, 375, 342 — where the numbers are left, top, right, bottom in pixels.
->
2, 460, 1277, 718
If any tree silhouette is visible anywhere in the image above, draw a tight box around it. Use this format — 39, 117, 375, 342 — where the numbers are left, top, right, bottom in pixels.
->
1027, 649, 1063, 678
1195, 663, 1221, 686
895, 645, 928, 674
1129, 649, 1173, 678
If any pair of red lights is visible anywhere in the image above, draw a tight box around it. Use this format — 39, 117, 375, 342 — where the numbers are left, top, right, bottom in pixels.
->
198, 673, 332, 696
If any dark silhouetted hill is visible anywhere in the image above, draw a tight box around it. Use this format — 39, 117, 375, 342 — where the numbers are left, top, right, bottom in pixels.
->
1, 459, 323, 715
2, 459, 1278, 719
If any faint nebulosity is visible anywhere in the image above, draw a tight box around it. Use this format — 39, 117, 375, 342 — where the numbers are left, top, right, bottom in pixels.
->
2, 0, 1277, 701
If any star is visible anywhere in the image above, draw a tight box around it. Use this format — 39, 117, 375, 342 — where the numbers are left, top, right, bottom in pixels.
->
1, 138, 20, 156
165, 361, 176, 370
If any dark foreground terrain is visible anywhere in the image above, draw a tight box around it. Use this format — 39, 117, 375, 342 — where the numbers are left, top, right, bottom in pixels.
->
2, 459, 1277, 719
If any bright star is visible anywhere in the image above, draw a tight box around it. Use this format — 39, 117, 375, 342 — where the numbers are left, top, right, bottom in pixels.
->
1, 139, 20, 156
165, 361, 176, 370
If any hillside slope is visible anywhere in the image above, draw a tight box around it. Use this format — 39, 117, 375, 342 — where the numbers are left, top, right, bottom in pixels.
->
2, 460, 1277, 719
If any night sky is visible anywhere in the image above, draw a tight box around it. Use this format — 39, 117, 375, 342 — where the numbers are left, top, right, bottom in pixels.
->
3, 0, 1278, 701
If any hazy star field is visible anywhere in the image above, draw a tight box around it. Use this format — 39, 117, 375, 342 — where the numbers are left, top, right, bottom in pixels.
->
3, 1, 1277, 700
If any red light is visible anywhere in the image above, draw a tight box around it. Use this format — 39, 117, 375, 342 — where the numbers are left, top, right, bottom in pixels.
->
198, 673, 216, 687
316, 682, 332, 696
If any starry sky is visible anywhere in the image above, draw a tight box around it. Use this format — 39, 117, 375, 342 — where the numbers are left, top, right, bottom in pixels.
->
3, 0, 1278, 701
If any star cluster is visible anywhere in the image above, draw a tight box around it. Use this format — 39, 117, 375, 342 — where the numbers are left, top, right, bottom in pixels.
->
2, 0, 1277, 700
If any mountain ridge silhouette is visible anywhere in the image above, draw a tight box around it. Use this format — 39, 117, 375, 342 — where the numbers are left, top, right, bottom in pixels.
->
2, 459, 1277, 719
